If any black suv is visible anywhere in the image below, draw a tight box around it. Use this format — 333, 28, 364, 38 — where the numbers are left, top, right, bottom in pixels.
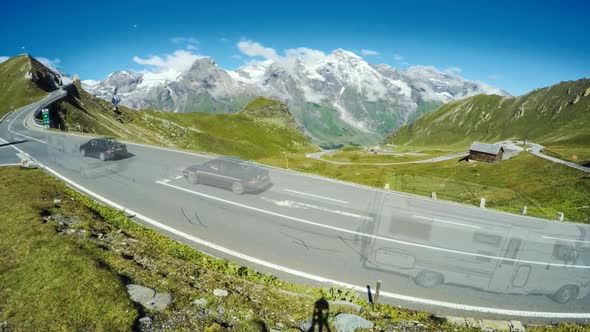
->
183, 158, 272, 194
80, 138, 128, 161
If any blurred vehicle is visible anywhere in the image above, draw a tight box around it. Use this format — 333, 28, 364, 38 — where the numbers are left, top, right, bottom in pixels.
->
183, 157, 272, 194
80, 137, 127, 161
357, 194, 590, 304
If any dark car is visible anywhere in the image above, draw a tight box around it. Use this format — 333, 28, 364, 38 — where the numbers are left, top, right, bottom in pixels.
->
80, 138, 128, 161
183, 158, 272, 195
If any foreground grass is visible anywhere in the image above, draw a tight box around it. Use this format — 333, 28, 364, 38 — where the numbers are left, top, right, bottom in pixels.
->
259, 152, 590, 222
0, 167, 137, 331
0, 166, 480, 331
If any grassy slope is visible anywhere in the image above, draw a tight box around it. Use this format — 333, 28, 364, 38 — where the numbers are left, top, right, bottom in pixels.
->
0, 166, 489, 332
0, 55, 56, 117
390, 79, 590, 160
53, 84, 317, 160
259, 152, 590, 222
0, 167, 137, 330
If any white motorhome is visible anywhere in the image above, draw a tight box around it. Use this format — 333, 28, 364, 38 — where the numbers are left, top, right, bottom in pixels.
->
359, 195, 590, 304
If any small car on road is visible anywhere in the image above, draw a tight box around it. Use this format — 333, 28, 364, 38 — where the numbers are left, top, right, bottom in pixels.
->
183, 157, 272, 194
79, 137, 128, 161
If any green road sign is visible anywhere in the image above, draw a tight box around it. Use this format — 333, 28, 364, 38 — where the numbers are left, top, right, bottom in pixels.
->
41, 109, 49, 127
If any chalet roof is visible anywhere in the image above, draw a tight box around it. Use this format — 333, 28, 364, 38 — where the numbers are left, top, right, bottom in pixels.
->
469, 142, 503, 155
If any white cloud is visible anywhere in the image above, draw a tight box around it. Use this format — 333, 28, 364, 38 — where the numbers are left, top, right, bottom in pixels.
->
0, 56, 8, 63
171, 36, 199, 51
231, 54, 242, 60
488, 74, 502, 81
171, 36, 199, 45
237, 40, 279, 60
133, 49, 202, 73
393, 53, 404, 61
360, 49, 379, 56
284, 47, 326, 66
444, 67, 462, 75
220, 37, 230, 43
37, 57, 61, 70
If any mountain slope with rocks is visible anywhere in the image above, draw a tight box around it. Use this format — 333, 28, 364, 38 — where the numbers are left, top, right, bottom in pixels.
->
390, 78, 590, 148
83, 49, 509, 146
0, 54, 63, 116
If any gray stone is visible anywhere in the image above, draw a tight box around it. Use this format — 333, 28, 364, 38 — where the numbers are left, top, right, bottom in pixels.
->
333, 313, 374, 332
126, 284, 172, 311
299, 319, 312, 331
138, 317, 154, 332
0, 321, 8, 332
480, 319, 510, 332
192, 298, 208, 306
510, 321, 526, 332
213, 288, 229, 297
444, 316, 467, 326
328, 300, 362, 313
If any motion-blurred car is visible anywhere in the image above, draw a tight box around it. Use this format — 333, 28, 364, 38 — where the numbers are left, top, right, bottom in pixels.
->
183, 157, 272, 194
79, 138, 128, 161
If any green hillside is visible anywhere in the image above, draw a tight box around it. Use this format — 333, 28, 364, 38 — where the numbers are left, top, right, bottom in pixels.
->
0, 55, 61, 117
50, 81, 316, 160
390, 79, 590, 151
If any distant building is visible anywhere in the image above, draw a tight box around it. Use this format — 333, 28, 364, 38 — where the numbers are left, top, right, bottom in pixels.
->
469, 142, 504, 163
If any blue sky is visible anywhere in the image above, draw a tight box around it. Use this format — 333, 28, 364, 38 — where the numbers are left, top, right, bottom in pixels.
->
0, 0, 588, 95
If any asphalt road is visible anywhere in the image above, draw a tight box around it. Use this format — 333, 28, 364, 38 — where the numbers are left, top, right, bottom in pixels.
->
306, 150, 469, 165
2, 99, 590, 323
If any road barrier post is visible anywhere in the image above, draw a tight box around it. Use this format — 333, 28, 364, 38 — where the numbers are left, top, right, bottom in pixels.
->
374, 280, 382, 305
479, 198, 486, 208
384, 183, 389, 190
558, 212, 564, 221
431, 192, 437, 200
521, 206, 527, 215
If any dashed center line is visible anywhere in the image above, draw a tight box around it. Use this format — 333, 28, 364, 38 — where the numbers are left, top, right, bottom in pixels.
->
413, 215, 481, 229
542, 236, 590, 244
284, 189, 348, 204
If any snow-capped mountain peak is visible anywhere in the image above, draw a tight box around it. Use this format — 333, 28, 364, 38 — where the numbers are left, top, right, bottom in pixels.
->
83, 49, 510, 145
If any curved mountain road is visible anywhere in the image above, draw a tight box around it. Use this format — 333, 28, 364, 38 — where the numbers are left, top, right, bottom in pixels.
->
2, 94, 590, 323
306, 150, 468, 165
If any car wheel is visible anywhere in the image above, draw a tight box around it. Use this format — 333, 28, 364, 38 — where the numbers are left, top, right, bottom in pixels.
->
187, 174, 199, 185
550, 285, 579, 304
99, 152, 106, 161
80, 149, 86, 157
232, 182, 245, 195
414, 271, 444, 288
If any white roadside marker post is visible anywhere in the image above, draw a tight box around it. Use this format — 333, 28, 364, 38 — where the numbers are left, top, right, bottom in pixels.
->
558, 212, 564, 221
480, 198, 486, 209
521, 206, 527, 215
431, 192, 437, 200
374, 280, 382, 305
384, 183, 389, 190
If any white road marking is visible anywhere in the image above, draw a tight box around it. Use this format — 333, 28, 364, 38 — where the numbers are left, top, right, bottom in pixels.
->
18, 105, 584, 228
261, 197, 373, 222
161, 178, 171, 183
13, 132, 47, 144
283, 189, 348, 204
413, 215, 481, 229
2, 129, 589, 318
175, 175, 184, 179
542, 236, 590, 245
7, 106, 47, 144
157, 181, 590, 269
